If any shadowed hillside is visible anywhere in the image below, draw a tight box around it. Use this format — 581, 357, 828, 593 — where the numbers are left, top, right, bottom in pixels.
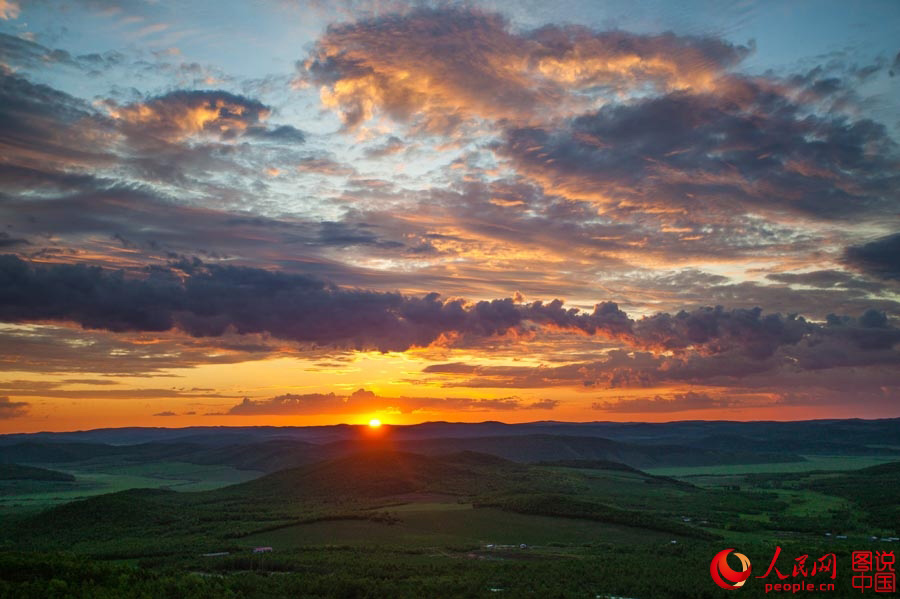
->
0, 464, 75, 482
7, 449, 734, 554
0, 431, 806, 475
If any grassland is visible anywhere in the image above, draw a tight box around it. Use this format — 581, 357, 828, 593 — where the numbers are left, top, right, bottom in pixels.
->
645, 454, 898, 477
0, 461, 262, 517
1, 429, 898, 598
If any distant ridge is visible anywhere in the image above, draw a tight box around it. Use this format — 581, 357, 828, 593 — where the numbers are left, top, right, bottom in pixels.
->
0, 432, 803, 471
4, 417, 899, 447
3, 419, 899, 474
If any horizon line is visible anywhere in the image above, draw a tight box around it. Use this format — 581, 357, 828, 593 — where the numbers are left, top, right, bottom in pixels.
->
3, 415, 898, 437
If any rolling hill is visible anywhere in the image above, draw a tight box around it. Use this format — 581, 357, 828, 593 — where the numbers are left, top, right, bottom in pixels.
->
6, 449, 715, 553
0, 430, 805, 475
0, 464, 75, 482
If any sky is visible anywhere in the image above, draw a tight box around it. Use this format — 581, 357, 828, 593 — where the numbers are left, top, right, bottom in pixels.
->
0, 0, 899, 432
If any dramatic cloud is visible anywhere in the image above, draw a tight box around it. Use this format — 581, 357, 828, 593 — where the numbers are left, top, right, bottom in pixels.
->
0, 255, 626, 352
422, 308, 900, 393
502, 83, 900, 221
0, 72, 304, 202
0, 181, 417, 275
1, 2, 898, 426
302, 7, 750, 132
0, 72, 115, 174
104, 90, 271, 142
0, 396, 29, 419
3, 255, 895, 382
629, 306, 808, 359
844, 233, 900, 281
222, 388, 556, 415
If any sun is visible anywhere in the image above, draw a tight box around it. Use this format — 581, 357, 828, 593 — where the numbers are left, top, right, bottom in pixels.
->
368, 418, 382, 428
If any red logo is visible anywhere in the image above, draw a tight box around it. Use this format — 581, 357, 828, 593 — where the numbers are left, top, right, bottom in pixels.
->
711, 548, 752, 590
851, 550, 895, 593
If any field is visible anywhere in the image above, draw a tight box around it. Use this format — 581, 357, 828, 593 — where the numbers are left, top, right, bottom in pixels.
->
1, 420, 899, 598
645, 454, 899, 477
0, 461, 262, 516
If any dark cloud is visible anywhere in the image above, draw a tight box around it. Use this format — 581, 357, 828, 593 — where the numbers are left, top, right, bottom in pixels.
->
0, 255, 529, 351
0, 396, 29, 419
0, 255, 625, 351
501, 82, 900, 221
105, 89, 270, 142
631, 306, 808, 359
422, 308, 900, 392
844, 233, 900, 281
153, 411, 177, 417
0, 182, 419, 275
317, 221, 404, 249
221, 388, 555, 415
0, 232, 29, 248
0, 32, 78, 71
0, 254, 182, 332
3, 255, 896, 361
244, 124, 306, 144
0, 72, 115, 173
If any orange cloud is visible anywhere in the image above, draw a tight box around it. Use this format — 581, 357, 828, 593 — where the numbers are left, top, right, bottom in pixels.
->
301, 7, 750, 132
220, 387, 558, 415
0, 0, 20, 20
106, 90, 270, 141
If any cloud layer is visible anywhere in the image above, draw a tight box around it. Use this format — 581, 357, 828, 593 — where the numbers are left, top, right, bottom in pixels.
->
0, 3, 898, 425
223, 388, 557, 416
303, 7, 750, 132
0, 396, 29, 419
2, 256, 896, 366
